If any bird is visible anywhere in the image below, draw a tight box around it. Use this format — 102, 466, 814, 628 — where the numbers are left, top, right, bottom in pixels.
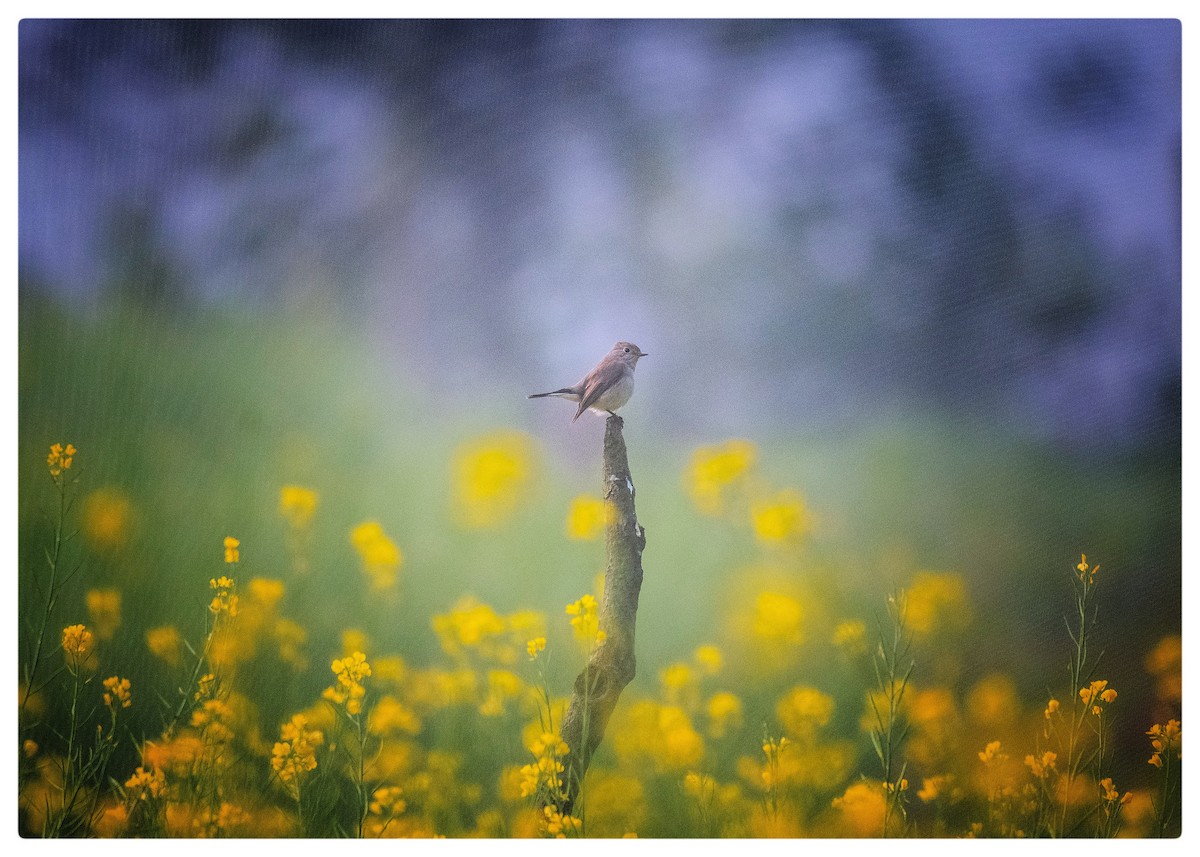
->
528, 341, 648, 422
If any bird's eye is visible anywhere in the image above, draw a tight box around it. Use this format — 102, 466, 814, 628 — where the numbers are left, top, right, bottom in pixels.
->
624, 347, 630, 353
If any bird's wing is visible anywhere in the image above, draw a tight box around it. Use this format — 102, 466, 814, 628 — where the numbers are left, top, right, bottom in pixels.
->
572, 374, 608, 421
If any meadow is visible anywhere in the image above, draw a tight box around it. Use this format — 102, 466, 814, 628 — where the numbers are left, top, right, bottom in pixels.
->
17, 295, 1181, 838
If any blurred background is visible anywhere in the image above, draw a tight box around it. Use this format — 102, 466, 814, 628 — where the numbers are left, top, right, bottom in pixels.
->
18, 18, 1181, 834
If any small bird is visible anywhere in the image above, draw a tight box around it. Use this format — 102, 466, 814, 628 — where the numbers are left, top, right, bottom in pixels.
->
528, 341, 648, 422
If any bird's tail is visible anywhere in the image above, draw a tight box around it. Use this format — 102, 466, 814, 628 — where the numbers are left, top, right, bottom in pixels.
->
528, 388, 576, 399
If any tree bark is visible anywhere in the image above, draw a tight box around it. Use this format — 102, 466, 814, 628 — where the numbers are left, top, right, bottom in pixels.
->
558, 415, 646, 812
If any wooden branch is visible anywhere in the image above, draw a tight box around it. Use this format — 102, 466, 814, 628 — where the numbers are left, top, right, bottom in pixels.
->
558, 415, 646, 812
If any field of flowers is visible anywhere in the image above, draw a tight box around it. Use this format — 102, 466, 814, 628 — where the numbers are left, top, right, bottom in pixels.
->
17, 299, 1181, 838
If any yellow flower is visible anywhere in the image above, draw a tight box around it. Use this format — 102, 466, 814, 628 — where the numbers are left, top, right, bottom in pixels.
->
520, 732, 570, 799
146, 625, 182, 667
750, 489, 808, 542
541, 805, 582, 838
566, 594, 606, 650
479, 669, 526, 717
751, 591, 804, 646
367, 695, 421, 737
272, 714, 324, 793
917, 775, 951, 803
1044, 698, 1060, 719
102, 676, 132, 710
190, 699, 235, 745
1147, 719, 1181, 768
279, 485, 319, 529
85, 588, 122, 640
832, 781, 886, 836
966, 673, 1019, 728
705, 691, 743, 739
978, 740, 1004, 764
431, 596, 534, 664
684, 439, 756, 515
82, 488, 132, 551
776, 685, 835, 740
1024, 751, 1056, 779
612, 701, 704, 771
454, 432, 536, 529
350, 521, 403, 590
191, 674, 220, 708
47, 442, 77, 478
1146, 635, 1182, 703
325, 651, 371, 715
209, 576, 239, 616
1098, 777, 1120, 802
693, 644, 723, 675
1076, 553, 1099, 582
526, 636, 546, 659
223, 536, 240, 564
23, 739, 38, 758
124, 766, 166, 800
1080, 679, 1116, 714
61, 624, 94, 663
368, 785, 407, 826
565, 494, 608, 540
903, 571, 970, 636
246, 578, 286, 610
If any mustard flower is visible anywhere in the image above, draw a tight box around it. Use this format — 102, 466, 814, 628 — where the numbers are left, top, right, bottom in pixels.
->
47, 442, 76, 478
693, 644, 723, 675
566, 594, 606, 649
82, 488, 132, 551
526, 636, 546, 659
917, 775, 952, 803
61, 623, 94, 666
903, 571, 971, 636
541, 805, 582, 838
325, 651, 371, 715
1098, 777, 1118, 802
1080, 679, 1116, 715
1024, 751, 1057, 779
454, 432, 536, 529
684, 439, 756, 515
1076, 553, 1099, 583
209, 575, 239, 616
145, 625, 182, 666
750, 489, 808, 542
124, 766, 166, 801
102, 675, 132, 710
272, 714, 324, 792
520, 732, 570, 799
706, 691, 744, 739
978, 740, 1004, 764
279, 485, 319, 529
350, 521, 403, 590
368, 785, 407, 818
751, 591, 804, 645
565, 494, 607, 540
1147, 719, 1181, 767
223, 536, 240, 564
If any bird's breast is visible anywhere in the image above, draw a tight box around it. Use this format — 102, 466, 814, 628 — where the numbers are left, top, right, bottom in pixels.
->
592, 372, 635, 413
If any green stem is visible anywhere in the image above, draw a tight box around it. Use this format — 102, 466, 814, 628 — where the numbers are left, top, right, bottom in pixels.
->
22, 478, 68, 719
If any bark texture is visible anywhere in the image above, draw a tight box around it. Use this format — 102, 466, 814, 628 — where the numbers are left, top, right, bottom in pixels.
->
558, 415, 646, 811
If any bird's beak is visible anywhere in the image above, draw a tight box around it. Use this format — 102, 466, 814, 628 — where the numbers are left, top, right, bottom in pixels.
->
638, 351, 648, 357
